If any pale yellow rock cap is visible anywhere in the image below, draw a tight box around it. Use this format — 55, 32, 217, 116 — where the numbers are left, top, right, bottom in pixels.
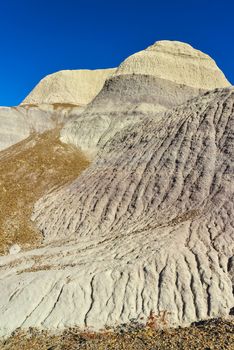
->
115, 40, 230, 90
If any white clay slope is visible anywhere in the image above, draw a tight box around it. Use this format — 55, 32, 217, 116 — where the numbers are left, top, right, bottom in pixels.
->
60, 74, 205, 157
115, 40, 230, 90
0, 104, 82, 151
0, 69, 115, 151
22, 69, 116, 106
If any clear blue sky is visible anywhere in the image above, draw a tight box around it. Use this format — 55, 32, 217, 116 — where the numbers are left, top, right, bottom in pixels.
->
0, 0, 233, 106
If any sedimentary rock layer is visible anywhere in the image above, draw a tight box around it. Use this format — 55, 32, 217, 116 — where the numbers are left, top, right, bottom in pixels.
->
115, 40, 230, 90
0, 69, 114, 152
61, 41, 230, 155
0, 104, 82, 151
60, 74, 205, 156
22, 69, 116, 106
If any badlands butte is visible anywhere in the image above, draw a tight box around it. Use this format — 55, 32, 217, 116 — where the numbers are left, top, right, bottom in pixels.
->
0, 40, 233, 345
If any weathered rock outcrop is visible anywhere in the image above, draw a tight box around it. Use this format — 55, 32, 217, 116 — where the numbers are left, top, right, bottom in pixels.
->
115, 40, 230, 90
60, 74, 206, 156
0, 102, 83, 151
61, 41, 231, 156
0, 87, 233, 337
0, 69, 115, 152
22, 69, 116, 106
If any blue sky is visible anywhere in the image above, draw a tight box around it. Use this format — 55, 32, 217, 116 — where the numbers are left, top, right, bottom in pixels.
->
0, 0, 233, 106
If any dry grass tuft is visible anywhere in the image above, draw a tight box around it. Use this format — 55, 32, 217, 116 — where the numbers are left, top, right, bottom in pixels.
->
52, 103, 80, 110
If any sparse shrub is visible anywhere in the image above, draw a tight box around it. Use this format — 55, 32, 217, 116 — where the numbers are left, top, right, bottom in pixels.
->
146, 310, 170, 329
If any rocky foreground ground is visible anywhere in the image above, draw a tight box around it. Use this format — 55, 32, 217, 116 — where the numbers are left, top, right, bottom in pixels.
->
0, 318, 233, 350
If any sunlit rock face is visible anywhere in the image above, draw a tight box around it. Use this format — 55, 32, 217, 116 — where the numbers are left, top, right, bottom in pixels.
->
21, 68, 116, 106
60, 41, 230, 159
115, 40, 230, 90
0, 68, 115, 152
